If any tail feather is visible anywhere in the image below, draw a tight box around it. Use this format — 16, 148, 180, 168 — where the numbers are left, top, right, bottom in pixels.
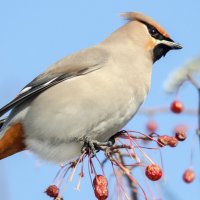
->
0, 123, 26, 159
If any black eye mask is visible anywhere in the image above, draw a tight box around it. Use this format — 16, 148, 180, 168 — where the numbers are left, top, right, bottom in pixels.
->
141, 21, 175, 63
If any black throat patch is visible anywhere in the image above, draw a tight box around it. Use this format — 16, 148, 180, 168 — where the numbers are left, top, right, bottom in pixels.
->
153, 44, 171, 63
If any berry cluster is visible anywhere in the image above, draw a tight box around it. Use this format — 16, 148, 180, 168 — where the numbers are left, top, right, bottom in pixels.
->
44, 130, 167, 200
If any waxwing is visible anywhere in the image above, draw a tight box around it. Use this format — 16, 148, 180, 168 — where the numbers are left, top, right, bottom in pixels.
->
0, 12, 182, 162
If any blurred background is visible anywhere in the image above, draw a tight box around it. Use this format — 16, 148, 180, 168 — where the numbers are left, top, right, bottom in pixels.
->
0, 0, 200, 199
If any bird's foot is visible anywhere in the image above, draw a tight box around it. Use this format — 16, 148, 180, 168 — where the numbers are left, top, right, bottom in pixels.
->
104, 130, 129, 160
108, 130, 128, 141
80, 130, 127, 156
81, 136, 115, 156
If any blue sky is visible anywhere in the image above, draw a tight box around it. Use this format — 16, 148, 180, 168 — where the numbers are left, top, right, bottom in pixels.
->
0, 0, 200, 200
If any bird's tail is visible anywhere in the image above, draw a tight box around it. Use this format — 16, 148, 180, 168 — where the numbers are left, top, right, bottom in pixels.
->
0, 123, 26, 159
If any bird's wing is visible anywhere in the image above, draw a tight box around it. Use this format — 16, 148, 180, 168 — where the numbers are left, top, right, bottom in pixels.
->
0, 46, 109, 117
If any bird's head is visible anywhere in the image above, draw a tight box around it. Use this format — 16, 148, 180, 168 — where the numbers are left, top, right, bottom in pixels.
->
121, 12, 182, 63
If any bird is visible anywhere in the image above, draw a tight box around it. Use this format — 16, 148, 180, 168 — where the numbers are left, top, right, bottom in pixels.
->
0, 12, 182, 163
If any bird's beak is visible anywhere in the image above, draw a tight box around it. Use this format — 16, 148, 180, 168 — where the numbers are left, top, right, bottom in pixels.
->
158, 40, 183, 50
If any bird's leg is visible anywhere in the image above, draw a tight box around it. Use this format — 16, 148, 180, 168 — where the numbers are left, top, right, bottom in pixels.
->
81, 136, 114, 156
104, 130, 128, 158
80, 130, 127, 156
108, 130, 128, 142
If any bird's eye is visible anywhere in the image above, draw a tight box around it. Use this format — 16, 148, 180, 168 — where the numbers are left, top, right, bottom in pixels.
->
149, 27, 159, 38
144, 23, 163, 40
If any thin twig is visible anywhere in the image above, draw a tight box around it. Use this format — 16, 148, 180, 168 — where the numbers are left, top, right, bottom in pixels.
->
197, 89, 200, 151
198, 89, 200, 132
187, 74, 200, 165
139, 107, 197, 116
117, 153, 138, 200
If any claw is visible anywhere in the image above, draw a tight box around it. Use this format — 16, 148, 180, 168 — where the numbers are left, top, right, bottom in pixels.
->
81, 136, 115, 156
107, 130, 127, 144
80, 130, 127, 156
81, 137, 97, 156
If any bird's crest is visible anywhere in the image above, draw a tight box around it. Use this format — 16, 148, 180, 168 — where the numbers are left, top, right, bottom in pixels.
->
121, 12, 170, 38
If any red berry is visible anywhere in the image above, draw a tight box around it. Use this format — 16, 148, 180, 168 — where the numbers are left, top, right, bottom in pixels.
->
146, 121, 157, 133
170, 100, 184, 113
157, 135, 171, 147
145, 164, 162, 181
45, 185, 59, 198
175, 126, 187, 141
168, 137, 178, 147
183, 169, 195, 183
93, 175, 108, 200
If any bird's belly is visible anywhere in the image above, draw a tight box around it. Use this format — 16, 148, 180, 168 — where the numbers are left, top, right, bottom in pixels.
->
24, 94, 142, 163
26, 102, 139, 162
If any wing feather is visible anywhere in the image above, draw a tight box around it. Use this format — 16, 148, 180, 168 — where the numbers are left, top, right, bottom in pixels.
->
0, 47, 109, 117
